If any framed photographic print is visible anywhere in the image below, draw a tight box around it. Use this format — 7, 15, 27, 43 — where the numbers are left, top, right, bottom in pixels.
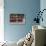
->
10, 14, 25, 24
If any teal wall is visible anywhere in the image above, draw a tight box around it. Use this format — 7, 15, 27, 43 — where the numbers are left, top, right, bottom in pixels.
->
4, 0, 40, 42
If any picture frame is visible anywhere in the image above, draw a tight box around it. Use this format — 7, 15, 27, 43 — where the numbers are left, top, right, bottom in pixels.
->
10, 14, 25, 24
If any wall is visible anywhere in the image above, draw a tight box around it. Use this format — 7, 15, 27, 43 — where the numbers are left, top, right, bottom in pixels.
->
4, 0, 40, 42
40, 0, 46, 26
0, 0, 4, 42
